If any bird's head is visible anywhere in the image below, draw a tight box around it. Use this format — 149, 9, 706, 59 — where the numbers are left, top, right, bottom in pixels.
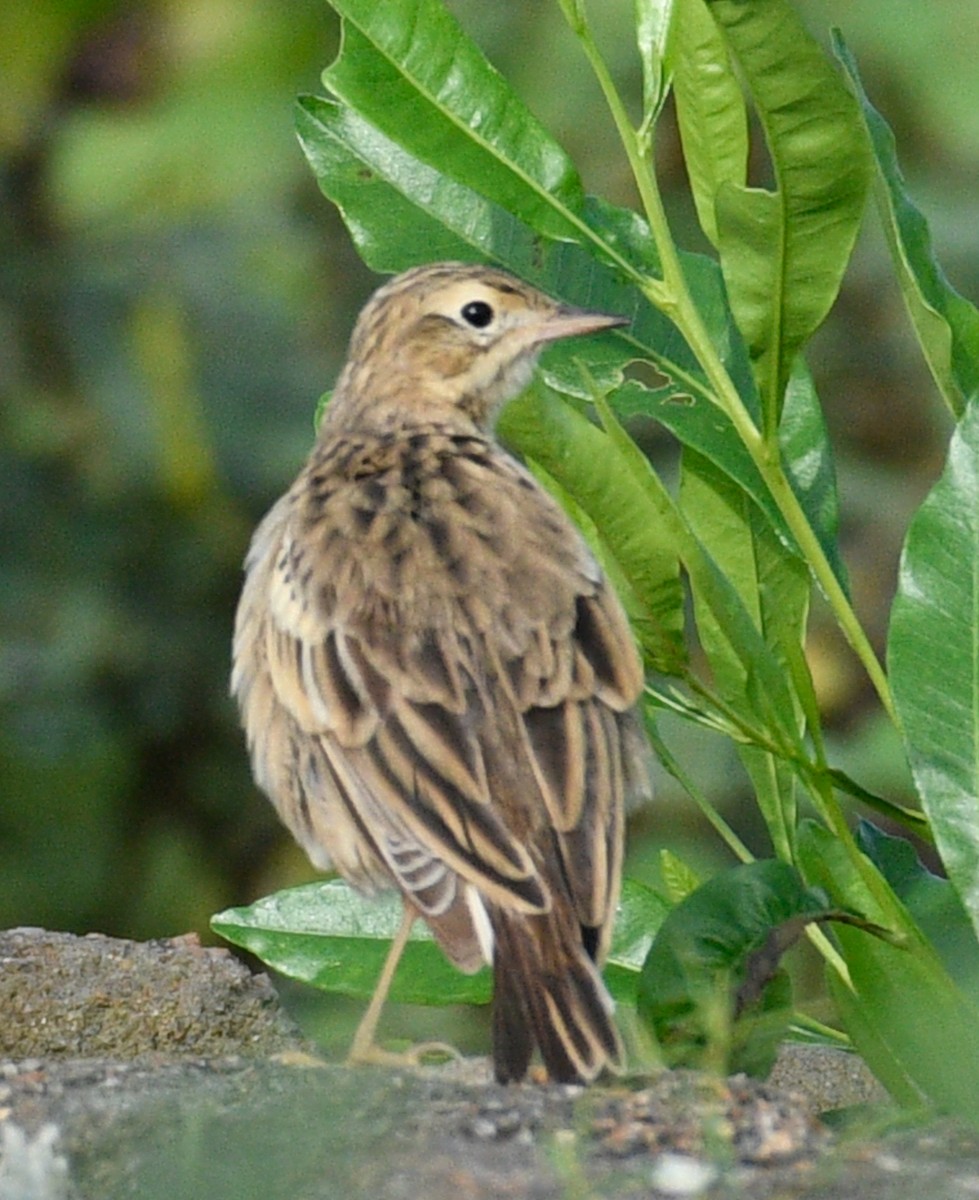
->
329, 263, 628, 432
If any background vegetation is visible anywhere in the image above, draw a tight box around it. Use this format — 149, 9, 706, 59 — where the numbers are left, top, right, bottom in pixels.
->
2, 0, 976, 1030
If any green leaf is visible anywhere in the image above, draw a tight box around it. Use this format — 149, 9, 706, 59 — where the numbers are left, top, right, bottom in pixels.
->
323, 0, 585, 239
800, 820, 979, 1119
301, 8, 774, 413
295, 97, 480, 270
500, 382, 686, 673
834, 33, 979, 419
609, 357, 846, 594
296, 99, 714, 403
857, 821, 979, 995
635, 0, 678, 126
671, 0, 748, 247
889, 396, 979, 942
506, 383, 806, 745
211, 880, 491, 1006
522, 457, 678, 672
592, 391, 803, 749
607, 878, 672, 1003
636, 859, 829, 1076
706, 0, 872, 425
779, 360, 848, 593
679, 448, 809, 857
659, 848, 702, 906
212, 877, 665, 1011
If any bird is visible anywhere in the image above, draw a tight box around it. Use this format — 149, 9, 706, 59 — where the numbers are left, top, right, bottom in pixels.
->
231, 261, 649, 1084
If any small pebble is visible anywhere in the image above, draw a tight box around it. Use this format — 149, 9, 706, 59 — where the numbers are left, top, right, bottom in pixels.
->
650, 1153, 718, 1196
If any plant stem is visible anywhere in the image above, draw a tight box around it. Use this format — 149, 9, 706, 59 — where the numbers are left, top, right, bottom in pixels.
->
562, 1, 897, 727
644, 706, 755, 864
806, 925, 853, 989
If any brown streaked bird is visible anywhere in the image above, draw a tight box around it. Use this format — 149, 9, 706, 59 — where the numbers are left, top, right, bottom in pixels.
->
232, 262, 648, 1084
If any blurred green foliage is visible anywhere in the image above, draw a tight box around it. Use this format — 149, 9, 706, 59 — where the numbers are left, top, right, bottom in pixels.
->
1, 0, 976, 941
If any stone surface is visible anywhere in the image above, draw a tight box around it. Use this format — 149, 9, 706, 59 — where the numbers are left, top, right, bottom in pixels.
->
769, 1043, 889, 1113
0, 927, 303, 1061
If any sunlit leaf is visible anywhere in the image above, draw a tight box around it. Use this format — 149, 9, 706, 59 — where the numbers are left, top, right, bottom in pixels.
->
671, 0, 748, 247
707, 0, 872, 424
323, 0, 586, 238
889, 396, 979, 941
212, 880, 492, 1005
297, 98, 711, 403
635, 0, 678, 125
212, 877, 666, 1008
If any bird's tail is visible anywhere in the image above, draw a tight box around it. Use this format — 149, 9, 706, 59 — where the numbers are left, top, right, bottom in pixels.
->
490, 906, 622, 1084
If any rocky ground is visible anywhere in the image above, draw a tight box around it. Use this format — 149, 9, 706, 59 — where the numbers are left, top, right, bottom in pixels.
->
2, 927, 977, 1200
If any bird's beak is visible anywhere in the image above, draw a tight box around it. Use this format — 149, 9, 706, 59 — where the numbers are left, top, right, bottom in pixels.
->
530, 306, 630, 346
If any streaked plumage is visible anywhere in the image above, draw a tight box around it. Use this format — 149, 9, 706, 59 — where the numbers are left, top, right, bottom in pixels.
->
232, 262, 649, 1083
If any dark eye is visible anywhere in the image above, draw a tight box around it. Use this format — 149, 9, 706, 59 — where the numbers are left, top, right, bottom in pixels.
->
460, 300, 494, 329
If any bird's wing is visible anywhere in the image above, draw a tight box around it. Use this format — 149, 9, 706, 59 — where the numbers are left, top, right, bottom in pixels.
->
236, 435, 646, 958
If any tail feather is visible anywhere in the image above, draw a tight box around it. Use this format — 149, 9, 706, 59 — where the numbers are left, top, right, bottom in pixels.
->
491, 907, 622, 1084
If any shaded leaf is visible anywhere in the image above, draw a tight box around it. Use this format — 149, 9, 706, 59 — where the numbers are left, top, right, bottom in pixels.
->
679, 448, 809, 857
501, 382, 686, 674
857, 821, 979, 995
636, 859, 831, 1076
594, 392, 803, 745
610, 357, 846, 592
799, 820, 979, 1119
835, 33, 979, 419
607, 878, 672, 1003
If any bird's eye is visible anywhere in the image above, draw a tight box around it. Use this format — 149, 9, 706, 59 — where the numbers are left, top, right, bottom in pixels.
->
460, 300, 495, 329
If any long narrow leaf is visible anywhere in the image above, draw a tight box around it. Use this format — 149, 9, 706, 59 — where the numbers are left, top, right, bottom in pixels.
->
834, 33, 979, 420
635, 0, 678, 126
671, 0, 748, 248
888, 396, 979, 939
679, 449, 809, 856
706, 0, 871, 425
593, 393, 802, 747
295, 98, 710, 402
611, 357, 847, 591
500, 382, 686, 674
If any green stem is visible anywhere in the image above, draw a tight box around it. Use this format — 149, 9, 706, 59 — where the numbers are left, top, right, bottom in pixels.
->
562, 0, 897, 727
643, 706, 755, 864
807, 925, 853, 989
649, 679, 930, 838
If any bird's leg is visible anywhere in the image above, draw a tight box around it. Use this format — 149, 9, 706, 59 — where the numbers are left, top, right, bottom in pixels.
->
346, 903, 460, 1068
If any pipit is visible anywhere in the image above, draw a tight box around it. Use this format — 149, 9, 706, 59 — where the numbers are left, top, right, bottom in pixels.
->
232, 262, 649, 1083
